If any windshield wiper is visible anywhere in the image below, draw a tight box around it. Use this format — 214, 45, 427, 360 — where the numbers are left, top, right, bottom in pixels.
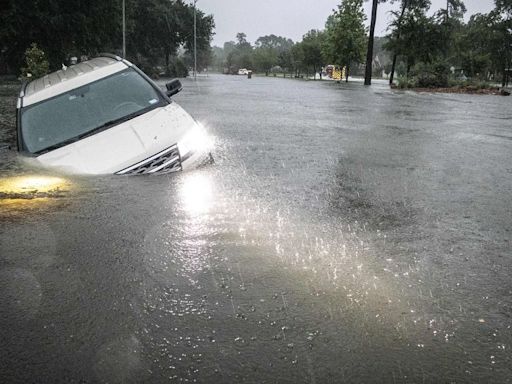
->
33, 117, 130, 155
83, 107, 156, 136
94, 113, 137, 131
35, 136, 84, 154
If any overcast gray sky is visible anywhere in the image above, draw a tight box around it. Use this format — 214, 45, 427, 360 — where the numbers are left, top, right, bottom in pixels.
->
197, 0, 496, 47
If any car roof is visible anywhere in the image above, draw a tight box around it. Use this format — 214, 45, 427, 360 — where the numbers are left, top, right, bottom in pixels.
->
20, 56, 130, 107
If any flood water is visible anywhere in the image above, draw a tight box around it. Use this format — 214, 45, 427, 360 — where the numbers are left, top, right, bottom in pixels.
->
1, 75, 511, 383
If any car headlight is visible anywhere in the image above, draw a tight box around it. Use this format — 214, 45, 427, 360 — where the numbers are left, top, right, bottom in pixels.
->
178, 123, 213, 160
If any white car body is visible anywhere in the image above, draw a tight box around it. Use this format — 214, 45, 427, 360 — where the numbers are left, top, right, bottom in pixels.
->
17, 55, 212, 175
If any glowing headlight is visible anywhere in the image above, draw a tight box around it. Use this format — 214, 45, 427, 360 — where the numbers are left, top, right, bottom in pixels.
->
177, 123, 213, 159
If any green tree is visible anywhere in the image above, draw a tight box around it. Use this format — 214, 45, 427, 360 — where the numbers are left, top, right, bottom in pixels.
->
21, 43, 50, 79
0, 0, 215, 76
255, 35, 294, 52
385, 4, 441, 76
496, 0, 512, 12
253, 35, 294, 75
291, 43, 306, 77
301, 30, 326, 79
226, 32, 254, 73
434, 0, 466, 63
452, 13, 492, 78
253, 47, 278, 75
277, 49, 294, 76
128, 0, 214, 75
387, 0, 431, 84
439, 0, 467, 21
223, 41, 236, 55
236, 33, 250, 47
494, 0, 512, 85
0, 0, 122, 71
323, 0, 367, 82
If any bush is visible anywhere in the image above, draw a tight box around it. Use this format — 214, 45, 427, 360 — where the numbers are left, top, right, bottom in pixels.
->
21, 43, 49, 80
168, 58, 188, 78
396, 76, 415, 89
448, 78, 494, 90
410, 61, 450, 88
475, 80, 491, 90
448, 78, 466, 88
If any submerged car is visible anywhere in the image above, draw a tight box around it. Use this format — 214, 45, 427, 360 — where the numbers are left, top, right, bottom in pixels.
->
16, 54, 213, 175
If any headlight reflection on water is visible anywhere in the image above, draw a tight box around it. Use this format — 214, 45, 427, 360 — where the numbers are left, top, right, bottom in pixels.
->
179, 173, 214, 217
0, 175, 70, 199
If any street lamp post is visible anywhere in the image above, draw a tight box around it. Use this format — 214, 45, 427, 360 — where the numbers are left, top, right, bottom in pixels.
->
193, 0, 197, 80
122, 0, 126, 58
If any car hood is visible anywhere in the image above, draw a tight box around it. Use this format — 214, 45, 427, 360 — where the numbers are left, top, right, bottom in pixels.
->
35, 102, 198, 174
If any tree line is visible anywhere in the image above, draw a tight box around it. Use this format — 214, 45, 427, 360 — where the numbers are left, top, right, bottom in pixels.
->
385, 0, 511, 87
0, 0, 215, 77
1, 0, 510, 86
213, 0, 511, 87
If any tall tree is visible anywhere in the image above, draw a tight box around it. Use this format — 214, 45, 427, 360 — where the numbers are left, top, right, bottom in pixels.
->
387, 8, 441, 78
253, 35, 294, 75
495, 0, 512, 85
226, 32, 254, 72
255, 35, 294, 52
388, 0, 431, 84
441, 0, 467, 21
0, 0, 123, 70
0, 0, 215, 75
253, 46, 278, 75
388, 0, 409, 84
323, 0, 367, 82
435, 0, 466, 62
496, 0, 512, 14
301, 30, 326, 79
291, 43, 306, 77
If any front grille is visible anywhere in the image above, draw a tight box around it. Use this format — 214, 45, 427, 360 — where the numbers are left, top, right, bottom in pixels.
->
116, 144, 182, 175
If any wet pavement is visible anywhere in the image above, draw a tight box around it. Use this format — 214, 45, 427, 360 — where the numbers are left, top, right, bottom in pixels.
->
0, 75, 511, 383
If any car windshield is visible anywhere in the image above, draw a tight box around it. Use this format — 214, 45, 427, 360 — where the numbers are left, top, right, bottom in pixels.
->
20, 68, 165, 154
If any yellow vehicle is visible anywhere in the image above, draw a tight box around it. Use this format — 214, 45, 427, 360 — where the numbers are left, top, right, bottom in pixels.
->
325, 65, 346, 80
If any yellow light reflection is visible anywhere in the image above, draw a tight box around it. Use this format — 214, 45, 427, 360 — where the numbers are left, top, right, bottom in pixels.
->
0, 175, 70, 199
179, 173, 214, 216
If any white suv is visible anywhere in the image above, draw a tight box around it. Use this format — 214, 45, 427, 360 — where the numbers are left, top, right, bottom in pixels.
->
16, 54, 213, 175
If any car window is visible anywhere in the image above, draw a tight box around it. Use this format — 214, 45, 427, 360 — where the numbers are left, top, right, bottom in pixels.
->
21, 68, 165, 154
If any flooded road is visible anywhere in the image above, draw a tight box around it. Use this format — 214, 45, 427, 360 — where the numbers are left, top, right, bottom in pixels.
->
1, 75, 511, 383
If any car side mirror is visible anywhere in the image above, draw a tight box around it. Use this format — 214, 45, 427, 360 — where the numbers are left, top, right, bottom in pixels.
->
165, 79, 182, 97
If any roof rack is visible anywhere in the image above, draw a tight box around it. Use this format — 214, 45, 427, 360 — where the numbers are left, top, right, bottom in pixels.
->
20, 56, 128, 105
19, 80, 29, 98
98, 53, 123, 61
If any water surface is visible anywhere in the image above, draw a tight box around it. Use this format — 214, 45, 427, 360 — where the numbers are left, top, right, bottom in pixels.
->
1, 75, 511, 383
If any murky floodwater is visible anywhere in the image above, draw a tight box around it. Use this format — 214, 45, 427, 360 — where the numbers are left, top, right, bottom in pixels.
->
1, 75, 511, 383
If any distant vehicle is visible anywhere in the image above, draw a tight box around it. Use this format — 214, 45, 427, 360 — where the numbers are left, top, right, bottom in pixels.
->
16, 54, 213, 175
238, 68, 249, 75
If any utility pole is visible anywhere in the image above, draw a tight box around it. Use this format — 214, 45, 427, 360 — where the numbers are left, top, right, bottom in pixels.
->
194, 0, 197, 80
122, 0, 126, 58
364, 0, 378, 85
